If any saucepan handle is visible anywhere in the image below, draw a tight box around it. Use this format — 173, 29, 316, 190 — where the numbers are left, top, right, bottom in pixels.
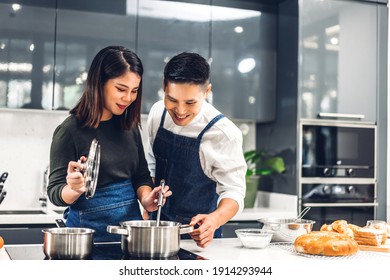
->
106, 225, 129, 235
179, 224, 194, 235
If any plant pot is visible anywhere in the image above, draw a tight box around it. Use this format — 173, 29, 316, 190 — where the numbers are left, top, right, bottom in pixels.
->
244, 176, 260, 208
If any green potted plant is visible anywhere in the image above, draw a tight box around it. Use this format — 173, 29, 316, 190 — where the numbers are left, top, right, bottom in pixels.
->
244, 149, 286, 208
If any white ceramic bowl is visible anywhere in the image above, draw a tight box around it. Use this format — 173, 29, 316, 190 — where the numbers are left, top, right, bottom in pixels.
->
235, 228, 274, 249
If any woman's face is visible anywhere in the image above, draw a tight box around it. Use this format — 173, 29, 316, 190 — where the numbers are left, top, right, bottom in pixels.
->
164, 82, 211, 126
101, 71, 141, 121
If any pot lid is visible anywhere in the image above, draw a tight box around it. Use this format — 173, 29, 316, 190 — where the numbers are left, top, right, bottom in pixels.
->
83, 138, 100, 199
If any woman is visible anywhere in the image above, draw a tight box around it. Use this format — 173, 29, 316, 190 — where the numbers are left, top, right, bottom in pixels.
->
48, 46, 170, 242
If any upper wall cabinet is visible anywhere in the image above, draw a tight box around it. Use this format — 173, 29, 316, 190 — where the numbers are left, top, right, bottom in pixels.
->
137, 0, 211, 113
54, 0, 136, 110
299, 0, 380, 123
0, 0, 278, 122
0, 1, 56, 109
210, 0, 277, 121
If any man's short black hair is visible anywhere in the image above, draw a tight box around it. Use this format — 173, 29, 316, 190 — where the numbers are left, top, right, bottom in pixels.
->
163, 52, 210, 88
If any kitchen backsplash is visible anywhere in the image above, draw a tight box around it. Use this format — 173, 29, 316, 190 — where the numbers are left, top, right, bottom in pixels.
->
0, 109, 255, 211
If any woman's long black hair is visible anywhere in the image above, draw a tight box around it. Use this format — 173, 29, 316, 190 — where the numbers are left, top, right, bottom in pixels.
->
70, 46, 144, 130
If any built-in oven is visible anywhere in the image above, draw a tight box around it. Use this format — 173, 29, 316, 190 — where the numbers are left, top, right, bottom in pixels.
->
301, 182, 377, 230
301, 121, 376, 178
298, 119, 377, 230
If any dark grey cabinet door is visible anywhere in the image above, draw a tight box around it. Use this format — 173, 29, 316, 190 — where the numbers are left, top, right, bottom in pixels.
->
137, 0, 211, 113
0, 2, 56, 110
299, 0, 379, 122
210, 0, 277, 121
54, 0, 137, 111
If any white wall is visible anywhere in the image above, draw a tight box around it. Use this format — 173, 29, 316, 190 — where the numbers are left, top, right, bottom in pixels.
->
0, 109, 255, 211
0, 109, 68, 209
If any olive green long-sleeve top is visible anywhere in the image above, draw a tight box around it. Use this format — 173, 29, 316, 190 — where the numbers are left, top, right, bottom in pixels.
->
48, 114, 153, 206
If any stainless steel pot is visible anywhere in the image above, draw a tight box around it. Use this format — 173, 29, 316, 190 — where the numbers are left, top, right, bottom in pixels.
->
107, 220, 193, 258
42, 227, 95, 259
258, 218, 315, 242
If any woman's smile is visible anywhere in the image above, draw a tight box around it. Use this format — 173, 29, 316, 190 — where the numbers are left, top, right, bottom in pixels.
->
117, 104, 127, 110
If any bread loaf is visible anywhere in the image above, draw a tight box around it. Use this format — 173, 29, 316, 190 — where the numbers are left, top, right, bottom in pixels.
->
294, 231, 359, 256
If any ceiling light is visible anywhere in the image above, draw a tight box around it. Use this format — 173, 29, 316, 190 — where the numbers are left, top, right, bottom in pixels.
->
234, 26, 243, 33
238, 58, 256, 73
12, 3, 21, 12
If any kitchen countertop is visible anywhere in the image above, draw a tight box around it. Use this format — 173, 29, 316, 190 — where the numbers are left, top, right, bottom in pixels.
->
231, 207, 296, 221
180, 238, 390, 260
1, 238, 390, 261
0, 208, 63, 225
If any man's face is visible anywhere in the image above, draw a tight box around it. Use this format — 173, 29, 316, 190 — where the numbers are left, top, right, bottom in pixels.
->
164, 82, 211, 126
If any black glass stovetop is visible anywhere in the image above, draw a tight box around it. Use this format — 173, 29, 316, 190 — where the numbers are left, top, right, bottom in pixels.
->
5, 242, 206, 260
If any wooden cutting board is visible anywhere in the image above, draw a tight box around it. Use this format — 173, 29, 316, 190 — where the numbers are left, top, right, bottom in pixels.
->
359, 244, 390, 253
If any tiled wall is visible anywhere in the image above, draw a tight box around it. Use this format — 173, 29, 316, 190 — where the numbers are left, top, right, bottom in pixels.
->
0, 109, 255, 211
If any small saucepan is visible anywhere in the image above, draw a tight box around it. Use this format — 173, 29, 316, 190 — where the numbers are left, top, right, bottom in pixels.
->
42, 219, 95, 259
107, 220, 193, 258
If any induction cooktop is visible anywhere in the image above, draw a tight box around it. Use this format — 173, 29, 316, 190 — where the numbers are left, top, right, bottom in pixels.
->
5, 242, 206, 260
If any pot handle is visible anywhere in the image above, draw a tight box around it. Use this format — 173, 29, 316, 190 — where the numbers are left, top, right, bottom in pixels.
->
106, 225, 129, 235
179, 224, 194, 235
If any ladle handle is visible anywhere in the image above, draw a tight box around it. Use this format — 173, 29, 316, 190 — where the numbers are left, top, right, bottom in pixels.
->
156, 179, 165, 227
157, 179, 165, 207
55, 219, 67, 228
297, 206, 311, 220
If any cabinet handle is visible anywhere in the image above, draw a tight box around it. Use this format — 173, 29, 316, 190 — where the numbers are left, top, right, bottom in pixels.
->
318, 112, 365, 120
303, 202, 377, 207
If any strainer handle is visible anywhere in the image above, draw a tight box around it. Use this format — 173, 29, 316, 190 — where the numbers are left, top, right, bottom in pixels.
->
297, 207, 311, 220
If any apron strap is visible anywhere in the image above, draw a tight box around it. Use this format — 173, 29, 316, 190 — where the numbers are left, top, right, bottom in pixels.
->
159, 108, 168, 128
197, 114, 225, 140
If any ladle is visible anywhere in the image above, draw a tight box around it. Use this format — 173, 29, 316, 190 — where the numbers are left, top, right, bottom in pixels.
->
296, 206, 311, 220
155, 179, 165, 227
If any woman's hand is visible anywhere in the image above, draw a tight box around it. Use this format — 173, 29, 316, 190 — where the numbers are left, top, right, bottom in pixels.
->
138, 183, 172, 213
66, 156, 86, 195
60, 156, 87, 204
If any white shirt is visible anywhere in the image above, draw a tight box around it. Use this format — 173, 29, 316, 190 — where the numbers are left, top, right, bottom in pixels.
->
146, 100, 246, 213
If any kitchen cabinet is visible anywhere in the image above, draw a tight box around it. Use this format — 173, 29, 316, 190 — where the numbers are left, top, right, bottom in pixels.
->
54, 0, 137, 110
136, 0, 210, 113
210, 0, 277, 121
0, 0, 278, 122
0, 1, 56, 109
299, 0, 381, 122
222, 221, 259, 238
0, 224, 56, 245
256, 0, 388, 221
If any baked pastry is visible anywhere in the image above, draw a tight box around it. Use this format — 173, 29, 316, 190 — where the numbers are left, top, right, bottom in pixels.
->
320, 220, 358, 239
353, 227, 386, 246
294, 231, 359, 256
319, 219, 387, 246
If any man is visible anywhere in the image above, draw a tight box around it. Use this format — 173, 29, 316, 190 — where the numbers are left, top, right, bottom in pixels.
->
146, 52, 246, 247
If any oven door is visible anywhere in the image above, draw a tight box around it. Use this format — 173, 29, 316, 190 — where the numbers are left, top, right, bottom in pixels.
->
301, 203, 376, 231
301, 122, 376, 178
302, 183, 375, 204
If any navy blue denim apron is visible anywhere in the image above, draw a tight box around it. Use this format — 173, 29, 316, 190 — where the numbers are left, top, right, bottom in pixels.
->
64, 179, 142, 242
151, 109, 224, 239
